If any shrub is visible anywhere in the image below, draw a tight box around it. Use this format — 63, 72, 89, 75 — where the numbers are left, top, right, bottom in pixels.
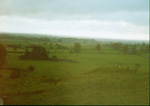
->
74, 42, 81, 53
96, 43, 101, 50
28, 65, 35, 72
51, 56, 58, 61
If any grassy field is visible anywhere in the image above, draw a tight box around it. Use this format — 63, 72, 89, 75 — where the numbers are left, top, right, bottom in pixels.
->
0, 38, 149, 105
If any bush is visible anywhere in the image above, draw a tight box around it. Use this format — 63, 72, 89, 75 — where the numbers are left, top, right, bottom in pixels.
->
96, 43, 101, 50
51, 56, 58, 61
28, 65, 35, 72
74, 42, 81, 53
10, 68, 21, 79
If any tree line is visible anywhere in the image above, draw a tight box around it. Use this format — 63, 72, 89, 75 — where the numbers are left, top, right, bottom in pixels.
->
110, 42, 149, 54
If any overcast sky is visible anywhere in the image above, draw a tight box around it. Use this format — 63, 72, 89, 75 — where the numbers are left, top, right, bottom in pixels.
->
0, 0, 149, 40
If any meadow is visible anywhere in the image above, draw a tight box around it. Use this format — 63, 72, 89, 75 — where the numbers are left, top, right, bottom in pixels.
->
0, 35, 149, 105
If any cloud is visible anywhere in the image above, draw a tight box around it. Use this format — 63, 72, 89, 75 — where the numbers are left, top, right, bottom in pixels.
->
0, 0, 149, 26
0, 0, 149, 40
0, 0, 148, 13
0, 16, 148, 40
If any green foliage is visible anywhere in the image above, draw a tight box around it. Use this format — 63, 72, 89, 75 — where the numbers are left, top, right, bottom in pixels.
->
74, 42, 81, 53
7, 44, 22, 50
110, 42, 149, 55
21, 46, 49, 60
51, 55, 58, 61
123, 44, 129, 53
57, 39, 62, 42
96, 43, 101, 50
131, 44, 137, 54
111, 42, 123, 50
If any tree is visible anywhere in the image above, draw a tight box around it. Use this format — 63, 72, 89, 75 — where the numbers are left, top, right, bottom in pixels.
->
138, 42, 146, 53
131, 44, 137, 54
32, 46, 49, 59
142, 42, 146, 47
96, 43, 101, 50
73, 42, 81, 53
146, 44, 149, 52
0, 44, 7, 69
58, 39, 62, 42
20, 46, 49, 60
111, 43, 123, 50
123, 44, 129, 53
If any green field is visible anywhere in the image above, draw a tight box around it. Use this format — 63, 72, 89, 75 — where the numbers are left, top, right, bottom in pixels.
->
0, 37, 149, 105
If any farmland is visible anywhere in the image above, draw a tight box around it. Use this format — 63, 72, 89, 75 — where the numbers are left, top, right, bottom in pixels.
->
0, 33, 149, 105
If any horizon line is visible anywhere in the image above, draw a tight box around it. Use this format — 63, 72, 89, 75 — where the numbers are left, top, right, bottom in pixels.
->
0, 31, 149, 42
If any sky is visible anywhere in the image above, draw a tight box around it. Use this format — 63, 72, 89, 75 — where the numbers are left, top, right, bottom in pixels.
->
0, 0, 149, 40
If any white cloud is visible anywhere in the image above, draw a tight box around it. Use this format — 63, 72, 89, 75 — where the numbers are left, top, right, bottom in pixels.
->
0, 0, 149, 40
0, 16, 148, 40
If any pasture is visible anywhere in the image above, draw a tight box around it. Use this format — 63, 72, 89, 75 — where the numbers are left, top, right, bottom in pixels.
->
0, 37, 149, 105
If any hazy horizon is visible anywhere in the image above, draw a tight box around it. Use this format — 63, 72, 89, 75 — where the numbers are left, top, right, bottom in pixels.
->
0, 0, 149, 40
1, 31, 149, 43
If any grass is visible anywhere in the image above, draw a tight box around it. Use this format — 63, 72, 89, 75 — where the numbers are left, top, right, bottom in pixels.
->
0, 39, 149, 105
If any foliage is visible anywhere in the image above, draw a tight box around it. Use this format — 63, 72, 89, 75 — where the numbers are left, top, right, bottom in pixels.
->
20, 46, 49, 60
110, 42, 149, 54
57, 45, 68, 49
7, 44, 22, 49
96, 43, 101, 50
130, 44, 137, 54
111, 43, 123, 50
73, 42, 81, 53
123, 44, 129, 53
51, 56, 58, 61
